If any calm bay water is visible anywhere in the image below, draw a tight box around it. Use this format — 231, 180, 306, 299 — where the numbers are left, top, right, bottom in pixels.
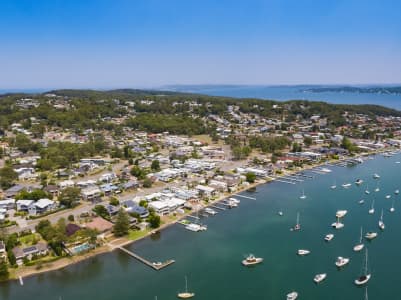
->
170, 85, 401, 110
2, 154, 401, 300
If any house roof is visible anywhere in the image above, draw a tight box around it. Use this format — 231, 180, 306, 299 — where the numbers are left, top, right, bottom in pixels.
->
85, 217, 113, 232
66, 223, 81, 237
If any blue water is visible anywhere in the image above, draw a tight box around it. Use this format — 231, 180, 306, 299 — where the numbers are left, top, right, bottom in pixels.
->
168, 85, 401, 110
2, 153, 401, 300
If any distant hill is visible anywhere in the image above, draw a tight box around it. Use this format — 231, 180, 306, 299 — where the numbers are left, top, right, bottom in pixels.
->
301, 86, 401, 95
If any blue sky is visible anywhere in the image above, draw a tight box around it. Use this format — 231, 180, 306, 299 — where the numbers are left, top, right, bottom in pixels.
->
1, 0, 401, 88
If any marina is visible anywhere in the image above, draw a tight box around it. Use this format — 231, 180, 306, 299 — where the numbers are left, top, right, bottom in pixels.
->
2, 153, 401, 299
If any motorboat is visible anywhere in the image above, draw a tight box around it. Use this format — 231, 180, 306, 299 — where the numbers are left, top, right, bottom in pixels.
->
297, 249, 310, 256
229, 197, 240, 204
177, 276, 195, 299
354, 249, 371, 286
320, 167, 332, 173
313, 273, 327, 283
342, 183, 352, 188
242, 254, 263, 266
331, 217, 344, 229
390, 199, 395, 212
330, 180, 337, 189
365, 184, 370, 194
336, 210, 347, 218
373, 173, 380, 179
278, 211, 283, 216
335, 256, 350, 267
365, 232, 377, 240
324, 234, 334, 241
385, 195, 391, 199
225, 199, 238, 208
286, 291, 298, 300
359, 199, 365, 204
355, 179, 364, 185
353, 227, 365, 252
204, 208, 217, 215
395, 189, 400, 195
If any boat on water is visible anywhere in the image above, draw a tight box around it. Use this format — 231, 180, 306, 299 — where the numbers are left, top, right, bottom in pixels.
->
385, 194, 391, 199
299, 189, 306, 199
336, 210, 347, 218
229, 197, 240, 204
331, 217, 344, 229
378, 209, 385, 230
359, 199, 365, 204
185, 223, 206, 232
204, 208, 217, 215
353, 227, 365, 252
225, 199, 238, 208
152, 261, 162, 267
373, 173, 380, 179
324, 234, 334, 241
335, 256, 350, 267
355, 179, 364, 185
342, 183, 352, 188
177, 276, 195, 299
368, 199, 375, 214
374, 182, 380, 192
319, 167, 332, 173
365, 184, 370, 194
354, 249, 371, 286
365, 232, 378, 240
330, 180, 337, 189
390, 199, 395, 212
297, 249, 310, 256
313, 273, 327, 283
292, 212, 301, 231
286, 291, 298, 300
395, 189, 399, 195
242, 254, 263, 266
278, 211, 283, 216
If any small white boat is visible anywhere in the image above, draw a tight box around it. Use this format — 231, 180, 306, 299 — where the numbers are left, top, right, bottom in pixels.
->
396, 161, 401, 164
225, 199, 238, 208
286, 291, 298, 300
390, 199, 395, 212
299, 189, 306, 199
177, 276, 195, 299
385, 195, 391, 199
185, 223, 202, 232
355, 179, 364, 185
368, 199, 375, 214
365, 232, 377, 240
373, 173, 380, 179
335, 256, 350, 267
229, 197, 240, 204
374, 182, 380, 192
297, 249, 310, 256
278, 211, 283, 216
330, 180, 337, 189
19, 276, 23, 286
353, 227, 365, 252
320, 167, 332, 173
395, 189, 400, 195
336, 210, 347, 218
242, 254, 263, 266
378, 209, 385, 230
204, 208, 217, 215
354, 249, 371, 286
359, 199, 365, 204
292, 212, 301, 231
324, 234, 334, 241
342, 183, 352, 188
331, 217, 344, 229
365, 184, 370, 194
313, 273, 327, 283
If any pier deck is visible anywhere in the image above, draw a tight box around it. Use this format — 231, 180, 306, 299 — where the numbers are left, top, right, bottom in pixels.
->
118, 246, 175, 270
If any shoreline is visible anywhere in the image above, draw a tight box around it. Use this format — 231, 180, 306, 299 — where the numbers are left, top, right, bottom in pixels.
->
8, 149, 394, 282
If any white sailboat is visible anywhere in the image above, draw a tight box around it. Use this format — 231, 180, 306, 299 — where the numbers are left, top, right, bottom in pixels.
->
374, 182, 380, 192
353, 227, 364, 252
354, 249, 371, 285
330, 180, 337, 189
378, 209, 385, 230
299, 189, 306, 199
292, 212, 301, 231
390, 199, 395, 212
365, 184, 370, 194
177, 276, 195, 299
368, 199, 375, 214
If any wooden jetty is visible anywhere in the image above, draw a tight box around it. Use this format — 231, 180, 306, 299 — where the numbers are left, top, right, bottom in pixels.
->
118, 246, 175, 270
235, 194, 256, 200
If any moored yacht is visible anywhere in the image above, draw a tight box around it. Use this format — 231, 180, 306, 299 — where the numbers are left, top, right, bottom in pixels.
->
385, 194, 391, 199
373, 173, 380, 179
299, 189, 306, 199
354, 249, 371, 286
359, 199, 365, 204
177, 276, 195, 299
335, 256, 350, 267
390, 199, 395, 212
336, 210, 347, 218
313, 273, 327, 283
297, 249, 310, 256
353, 227, 365, 252
292, 212, 301, 231
229, 197, 240, 204
242, 254, 263, 266
365, 232, 377, 240
330, 180, 337, 189
324, 234, 334, 241
368, 199, 375, 214
342, 183, 352, 188
378, 209, 385, 230
204, 208, 217, 215
286, 291, 298, 300
331, 217, 344, 229
365, 184, 370, 194
355, 179, 364, 185
395, 189, 400, 195
278, 211, 283, 216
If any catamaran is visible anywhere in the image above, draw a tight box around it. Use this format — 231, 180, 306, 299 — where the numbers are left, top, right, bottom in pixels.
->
378, 209, 385, 230
368, 199, 375, 214
299, 189, 306, 199
353, 227, 364, 252
177, 276, 195, 299
354, 249, 371, 285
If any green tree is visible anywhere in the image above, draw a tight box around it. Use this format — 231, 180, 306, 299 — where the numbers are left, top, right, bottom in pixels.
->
113, 209, 130, 237
58, 187, 81, 208
303, 136, 313, 147
0, 166, 18, 189
109, 197, 119, 206
148, 213, 161, 228
245, 172, 256, 183
0, 260, 9, 280
142, 178, 153, 188
93, 205, 110, 220
151, 160, 160, 171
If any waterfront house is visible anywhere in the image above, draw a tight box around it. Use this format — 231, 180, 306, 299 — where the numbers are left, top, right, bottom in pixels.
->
12, 242, 49, 265
85, 217, 113, 233
195, 185, 216, 197
123, 200, 149, 218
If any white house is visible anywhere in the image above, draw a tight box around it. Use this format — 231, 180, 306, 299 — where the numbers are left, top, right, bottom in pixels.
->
28, 198, 57, 215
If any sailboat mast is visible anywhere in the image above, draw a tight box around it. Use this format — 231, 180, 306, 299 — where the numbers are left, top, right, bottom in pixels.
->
364, 249, 368, 275
185, 276, 188, 293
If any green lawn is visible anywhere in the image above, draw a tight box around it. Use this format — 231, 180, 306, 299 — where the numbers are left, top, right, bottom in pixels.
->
127, 229, 150, 241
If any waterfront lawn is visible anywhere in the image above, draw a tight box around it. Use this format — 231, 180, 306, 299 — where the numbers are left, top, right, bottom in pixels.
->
127, 229, 150, 241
